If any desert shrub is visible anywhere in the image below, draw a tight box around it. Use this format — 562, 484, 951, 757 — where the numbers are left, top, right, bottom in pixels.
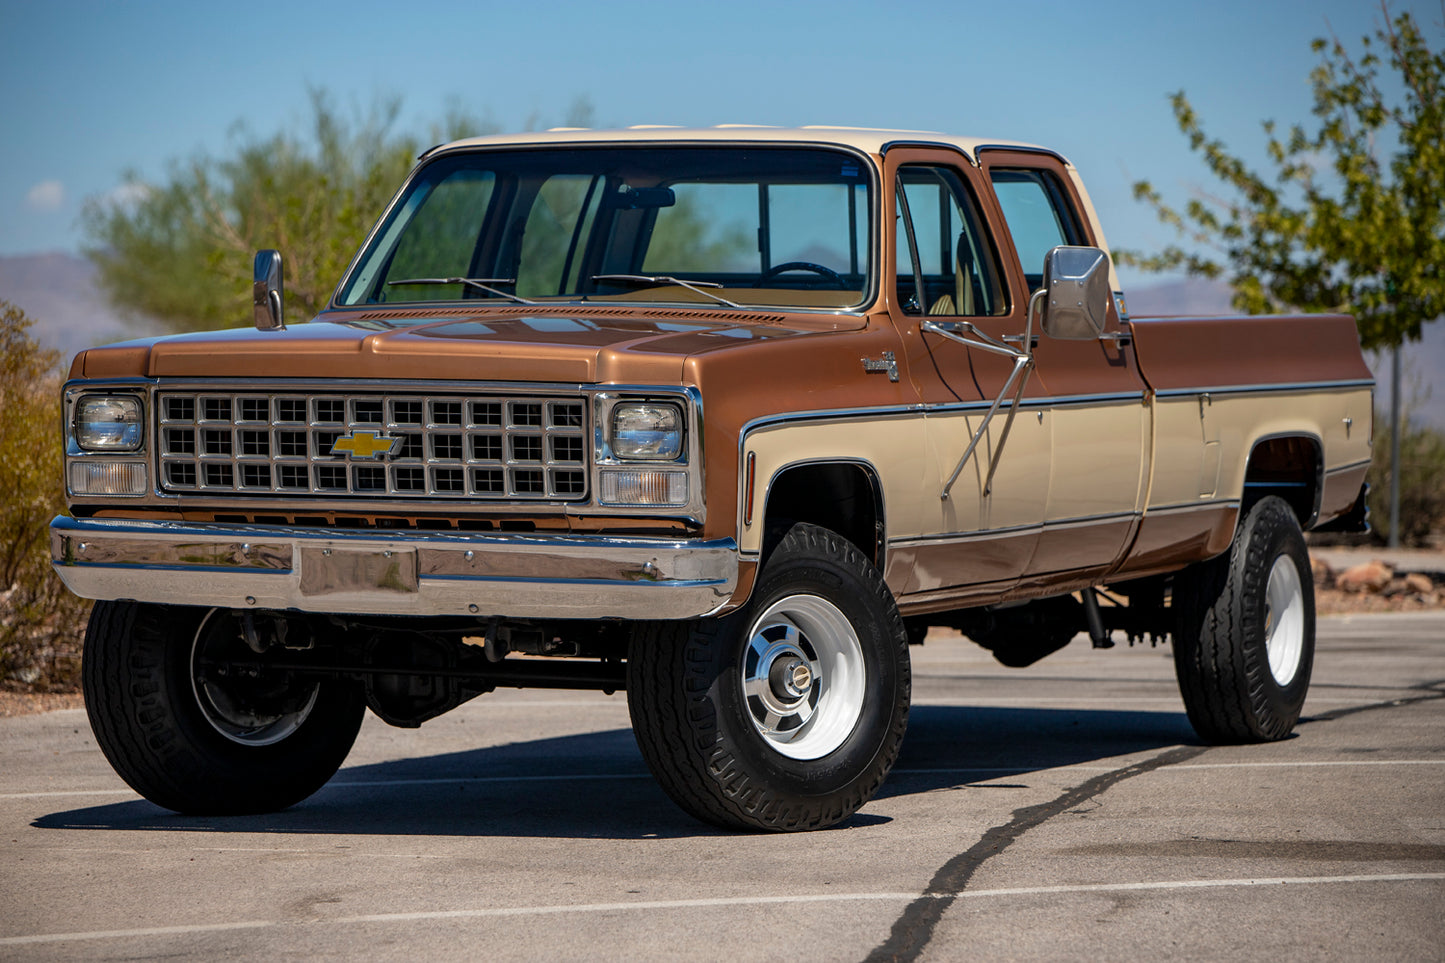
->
1367, 415, 1445, 547
0, 301, 89, 690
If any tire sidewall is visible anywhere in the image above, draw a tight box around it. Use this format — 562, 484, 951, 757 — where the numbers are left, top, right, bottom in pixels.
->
85, 601, 364, 814
700, 528, 908, 802
1232, 498, 1316, 731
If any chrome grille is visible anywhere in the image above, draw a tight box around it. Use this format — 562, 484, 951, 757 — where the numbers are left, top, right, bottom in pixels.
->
157, 391, 589, 500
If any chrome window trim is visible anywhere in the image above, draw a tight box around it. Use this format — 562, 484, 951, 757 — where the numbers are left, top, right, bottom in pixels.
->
974, 144, 1074, 167
329, 140, 884, 317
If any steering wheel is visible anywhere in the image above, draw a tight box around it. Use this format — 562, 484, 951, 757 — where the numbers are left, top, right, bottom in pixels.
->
753, 261, 847, 288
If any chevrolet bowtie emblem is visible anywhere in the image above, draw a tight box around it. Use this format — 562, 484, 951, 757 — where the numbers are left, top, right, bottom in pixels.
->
330, 430, 403, 459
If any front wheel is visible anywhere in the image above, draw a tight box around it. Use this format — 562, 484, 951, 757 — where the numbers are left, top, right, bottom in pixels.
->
627, 523, 910, 831
82, 601, 365, 815
1172, 496, 1315, 742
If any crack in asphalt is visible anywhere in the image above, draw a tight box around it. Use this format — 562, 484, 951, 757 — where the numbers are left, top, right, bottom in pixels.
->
1301, 679, 1445, 724
865, 682, 1444, 962
864, 744, 1207, 962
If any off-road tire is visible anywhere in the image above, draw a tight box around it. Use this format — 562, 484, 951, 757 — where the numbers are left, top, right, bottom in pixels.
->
627, 523, 910, 831
82, 600, 365, 815
1172, 496, 1315, 742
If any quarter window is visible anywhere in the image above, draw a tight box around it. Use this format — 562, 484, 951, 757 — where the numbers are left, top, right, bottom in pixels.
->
989, 168, 1085, 290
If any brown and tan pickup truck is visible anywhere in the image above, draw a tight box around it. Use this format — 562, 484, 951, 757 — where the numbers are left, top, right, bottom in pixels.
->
52, 127, 1373, 831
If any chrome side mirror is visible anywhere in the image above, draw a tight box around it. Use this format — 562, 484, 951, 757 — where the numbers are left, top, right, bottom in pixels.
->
1037, 245, 1111, 340
253, 249, 285, 331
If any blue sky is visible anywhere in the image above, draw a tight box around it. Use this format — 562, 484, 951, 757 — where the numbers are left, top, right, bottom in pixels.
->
0, 0, 1433, 288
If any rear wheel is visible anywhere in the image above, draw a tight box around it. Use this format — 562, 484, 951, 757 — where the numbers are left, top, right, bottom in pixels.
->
83, 601, 365, 815
1172, 496, 1315, 742
628, 523, 909, 831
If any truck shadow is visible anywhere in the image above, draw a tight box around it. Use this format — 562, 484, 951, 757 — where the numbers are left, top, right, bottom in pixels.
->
32, 704, 1197, 840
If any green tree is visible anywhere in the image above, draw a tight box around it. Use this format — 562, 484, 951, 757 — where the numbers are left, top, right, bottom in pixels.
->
0, 302, 88, 689
1119, 4, 1444, 543
80, 91, 606, 331
84, 91, 427, 329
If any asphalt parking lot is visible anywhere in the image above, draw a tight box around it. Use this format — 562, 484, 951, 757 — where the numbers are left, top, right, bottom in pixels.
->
2, 612, 1442, 961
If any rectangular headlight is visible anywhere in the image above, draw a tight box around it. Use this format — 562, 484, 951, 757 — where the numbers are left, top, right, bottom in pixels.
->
609, 403, 682, 460
75, 395, 143, 451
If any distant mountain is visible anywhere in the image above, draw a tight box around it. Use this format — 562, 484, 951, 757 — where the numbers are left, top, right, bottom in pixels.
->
1124, 276, 1444, 429
1124, 276, 1236, 316
0, 253, 160, 362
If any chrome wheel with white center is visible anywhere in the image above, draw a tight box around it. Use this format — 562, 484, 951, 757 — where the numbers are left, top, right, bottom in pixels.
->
627, 522, 910, 832
741, 595, 866, 759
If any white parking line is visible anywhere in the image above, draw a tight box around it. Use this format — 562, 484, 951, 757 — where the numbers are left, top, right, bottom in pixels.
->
3, 873, 1441, 946
0, 788, 136, 800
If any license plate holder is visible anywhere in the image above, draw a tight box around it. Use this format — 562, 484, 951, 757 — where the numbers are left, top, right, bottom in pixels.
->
299, 547, 418, 596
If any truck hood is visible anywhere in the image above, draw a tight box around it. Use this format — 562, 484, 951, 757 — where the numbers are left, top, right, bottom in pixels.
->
72, 308, 866, 384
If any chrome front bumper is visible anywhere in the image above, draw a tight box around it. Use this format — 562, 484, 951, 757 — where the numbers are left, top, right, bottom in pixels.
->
50, 516, 739, 619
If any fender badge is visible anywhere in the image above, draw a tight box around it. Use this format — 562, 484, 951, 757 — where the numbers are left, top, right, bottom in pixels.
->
331, 430, 403, 459
861, 350, 899, 382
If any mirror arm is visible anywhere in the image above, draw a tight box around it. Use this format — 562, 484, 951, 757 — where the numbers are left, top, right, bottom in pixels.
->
981, 364, 1033, 496
921, 319, 1020, 359
923, 316, 1036, 501
937, 352, 1033, 500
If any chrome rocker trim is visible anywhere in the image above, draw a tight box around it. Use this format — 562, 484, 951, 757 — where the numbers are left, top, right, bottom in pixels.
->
51, 516, 739, 620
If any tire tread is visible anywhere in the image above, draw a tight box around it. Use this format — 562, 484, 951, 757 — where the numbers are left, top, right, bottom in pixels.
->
628, 523, 909, 831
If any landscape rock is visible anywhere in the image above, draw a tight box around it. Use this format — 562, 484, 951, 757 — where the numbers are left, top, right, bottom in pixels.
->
1336, 560, 1394, 594
1310, 557, 1335, 588
1402, 572, 1435, 595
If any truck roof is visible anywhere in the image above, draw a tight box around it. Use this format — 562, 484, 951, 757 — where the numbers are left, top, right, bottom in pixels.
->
433, 125, 1067, 167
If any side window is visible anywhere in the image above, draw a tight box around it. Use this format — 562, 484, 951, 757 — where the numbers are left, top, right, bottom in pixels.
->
988, 168, 1085, 291
384, 170, 496, 301
894, 166, 1006, 317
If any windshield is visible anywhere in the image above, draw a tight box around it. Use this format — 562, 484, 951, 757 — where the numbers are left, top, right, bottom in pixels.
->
336, 146, 874, 311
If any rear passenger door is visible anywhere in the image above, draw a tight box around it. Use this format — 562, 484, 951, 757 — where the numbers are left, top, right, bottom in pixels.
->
979, 149, 1148, 581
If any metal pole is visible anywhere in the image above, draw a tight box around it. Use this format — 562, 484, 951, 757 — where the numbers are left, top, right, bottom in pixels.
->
1389, 343, 1402, 548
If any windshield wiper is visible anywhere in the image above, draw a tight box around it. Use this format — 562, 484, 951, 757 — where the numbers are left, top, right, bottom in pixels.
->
387, 277, 538, 306
591, 274, 743, 309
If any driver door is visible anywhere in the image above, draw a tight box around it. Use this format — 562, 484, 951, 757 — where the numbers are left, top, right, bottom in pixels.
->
883, 148, 1049, 600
